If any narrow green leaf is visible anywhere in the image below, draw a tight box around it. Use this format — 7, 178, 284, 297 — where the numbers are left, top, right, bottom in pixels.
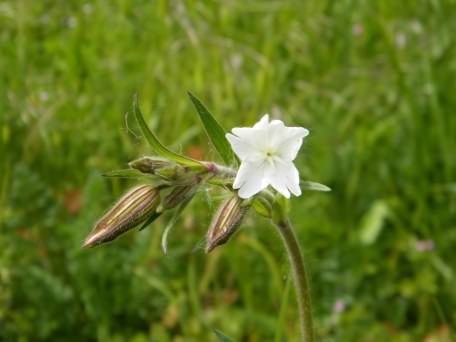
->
161, 193, 194, 254
214, 329, 234, 342
300, 180, 332, 192
103, 169, 170, 186
188, 92, 237, 165
138, 211, 161, 231
133, 95, 203, 167
103, 169, 149, 178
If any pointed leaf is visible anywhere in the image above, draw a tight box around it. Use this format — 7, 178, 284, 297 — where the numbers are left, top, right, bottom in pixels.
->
103, 169, 150, 178
300, 180, 331, 192
138, 212, 162, 231
103, 169, 170, 186
188, 92, 237, 165
214, 330, 234, 342
161, 193, 194, 254
133, 95, 203, 167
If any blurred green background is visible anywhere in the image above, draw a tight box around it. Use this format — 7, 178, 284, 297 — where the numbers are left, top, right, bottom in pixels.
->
1, 0, 455, 341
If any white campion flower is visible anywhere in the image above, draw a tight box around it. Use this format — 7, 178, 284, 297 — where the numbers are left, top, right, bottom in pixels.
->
226, 114, 309, 199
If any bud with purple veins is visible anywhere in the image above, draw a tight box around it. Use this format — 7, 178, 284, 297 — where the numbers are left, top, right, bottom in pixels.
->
206, 195, 249, 253
157, 184, 198, 213
82, 184, 161, 248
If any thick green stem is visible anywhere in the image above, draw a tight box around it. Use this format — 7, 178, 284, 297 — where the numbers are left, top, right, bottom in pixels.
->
275, 219, 314, 342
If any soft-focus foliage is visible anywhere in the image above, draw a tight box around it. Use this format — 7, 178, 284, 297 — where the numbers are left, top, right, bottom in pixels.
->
1, 0, 455, 341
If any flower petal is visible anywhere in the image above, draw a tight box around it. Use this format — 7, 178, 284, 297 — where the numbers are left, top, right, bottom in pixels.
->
229, 127, 269, 161
266, 120, 287, 146
233, 160, 269, 198
276, 127, 309, 161
276, 160, 302, 196
269, 171, 291, 198
228, 114, 307, 199
285, 163, 302, 196
253, 114, 269, 129
230, 114, 269, 144
226, 133, 261, 160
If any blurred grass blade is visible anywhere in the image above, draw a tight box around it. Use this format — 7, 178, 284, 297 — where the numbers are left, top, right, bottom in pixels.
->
214, 329, 234, 342
274, 276, 291, 342
133, 95, 203, 167
188, 92, 237, 165
300, 180, 331, 192
359, 200, 389, 245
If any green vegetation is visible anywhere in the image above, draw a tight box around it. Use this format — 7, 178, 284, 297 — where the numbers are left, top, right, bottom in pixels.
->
1, 0, 455, 340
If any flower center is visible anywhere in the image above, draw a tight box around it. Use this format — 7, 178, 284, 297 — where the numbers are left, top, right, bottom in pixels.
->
263, 148, 278, 164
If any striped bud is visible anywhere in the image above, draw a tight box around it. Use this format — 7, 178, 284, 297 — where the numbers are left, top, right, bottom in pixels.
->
157, 184, 198, 213
83, 185, 160, 248
206, 195, 249, 253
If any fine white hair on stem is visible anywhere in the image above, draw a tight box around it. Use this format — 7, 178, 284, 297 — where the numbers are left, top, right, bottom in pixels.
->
124, 111, 140, 139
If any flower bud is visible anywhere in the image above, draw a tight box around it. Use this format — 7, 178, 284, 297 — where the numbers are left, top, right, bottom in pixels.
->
252, 196, 273, 218
129, 156, 174, 173
82, 184, 160, 248
206, 195, 249, 253
129, 156, 184, 180
157, 184, 198, 213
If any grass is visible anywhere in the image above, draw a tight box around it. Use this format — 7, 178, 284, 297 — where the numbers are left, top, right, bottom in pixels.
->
1, 0, 455, 340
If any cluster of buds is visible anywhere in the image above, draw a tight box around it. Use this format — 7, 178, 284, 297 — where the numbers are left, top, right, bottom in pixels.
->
83, 156, 250, 252
83, 94, 323, 253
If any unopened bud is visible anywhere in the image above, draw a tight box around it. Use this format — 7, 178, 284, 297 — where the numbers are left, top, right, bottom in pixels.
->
129, 156, 184, 180
252, 196, 273, 218
157, 184, 197, 213
206, 195, 248, 253
83, 184, 160, 248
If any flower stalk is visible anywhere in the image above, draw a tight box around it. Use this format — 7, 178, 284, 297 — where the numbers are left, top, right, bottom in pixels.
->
275, 218, 314, 342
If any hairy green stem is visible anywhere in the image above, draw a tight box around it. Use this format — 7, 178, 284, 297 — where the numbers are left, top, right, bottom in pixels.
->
204, 162, 236, 177
275, 219, 314, 342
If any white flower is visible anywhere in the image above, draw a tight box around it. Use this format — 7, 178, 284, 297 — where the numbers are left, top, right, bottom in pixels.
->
226, 114, 309, 199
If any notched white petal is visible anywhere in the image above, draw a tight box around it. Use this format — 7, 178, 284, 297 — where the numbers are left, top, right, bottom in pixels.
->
235, 161, 268, 198
253, 114, 269, 129
284, 163, 302, 196
226, 133, 258, 160
277, 127, 309, 161
232, 161, 250, 189
238, 182, 263, 199
269, 174, 291, 198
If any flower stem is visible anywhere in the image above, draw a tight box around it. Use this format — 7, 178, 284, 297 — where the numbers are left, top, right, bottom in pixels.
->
275, 219, 314, 342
